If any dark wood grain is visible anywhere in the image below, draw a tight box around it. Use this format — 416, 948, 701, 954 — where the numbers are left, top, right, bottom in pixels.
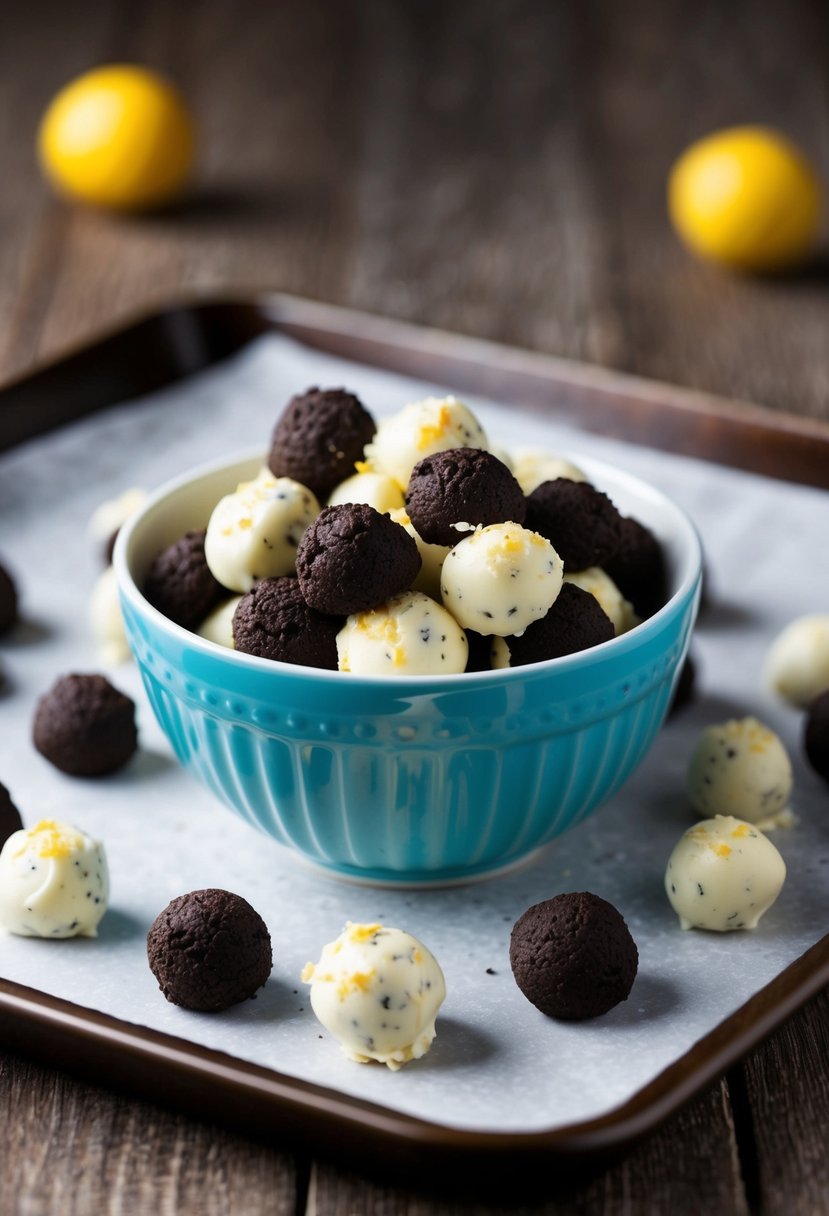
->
310, 1080, 749, 1215
0, 1051, 302, 1216
1, 0, 828, 419
737, 988, 829, 1215
0, 0, 827, 1213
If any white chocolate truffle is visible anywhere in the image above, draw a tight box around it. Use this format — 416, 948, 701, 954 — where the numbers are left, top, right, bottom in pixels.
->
302, 922, 446, 1070
88, 487, 147, 547
204, 472, 320, 593
389, 508, 451, 600
687, 717, 793, 826
564, 567, 639, 635
0, 819, 109, 938
765, 614, 829, 709
511, 450, 588, 495
665, 815, 786, 931
89, 565, 131, 664
440, 522, 563, 637
337, 591, 468, 676
365, 395, 488, 490
197, 596, 242, 649
327, 469, 405, 513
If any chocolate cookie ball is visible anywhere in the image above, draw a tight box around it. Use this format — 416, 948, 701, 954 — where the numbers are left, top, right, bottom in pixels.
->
267, 386, 376, 501
0, 781, 23, 847
33, 673, 138, 777
495, 582, 614, 667
464, 629, 495, 673
510, 892, 638, 1020
147, 888, 272, 1012
0, 561, 19, 634
233, 577, 342, 669
296, 503, 421, 616
603, 516, 668, 620
405, 448, 526, 546
804, 689, 829, 782
525, 480, 624, 573
144, 529, 226, 630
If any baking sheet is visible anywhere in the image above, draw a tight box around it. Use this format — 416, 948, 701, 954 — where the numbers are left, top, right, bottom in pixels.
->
0, 333, 827, 1136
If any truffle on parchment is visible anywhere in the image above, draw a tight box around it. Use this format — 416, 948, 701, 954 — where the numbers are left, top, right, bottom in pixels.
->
32, 673, 138, 777
509, 892, 638, 1020
147, 888, 273, 1012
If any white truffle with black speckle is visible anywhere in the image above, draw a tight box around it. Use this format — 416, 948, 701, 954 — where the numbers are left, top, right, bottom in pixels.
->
440, 521, 563, 637
301, 922, 446, 1070
687, 716, 793, 827
204, 470, 320, 593
336, 591, 468, 676
365, 395, 488, 490
0, 819, 109, 939
665, 815, 786, 931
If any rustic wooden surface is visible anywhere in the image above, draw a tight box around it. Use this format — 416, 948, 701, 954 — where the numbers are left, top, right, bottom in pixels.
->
0, 0, 827, 1213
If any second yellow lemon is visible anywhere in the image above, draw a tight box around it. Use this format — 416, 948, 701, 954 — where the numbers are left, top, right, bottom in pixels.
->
668, 126, 822, 272
38, 64, 195, 211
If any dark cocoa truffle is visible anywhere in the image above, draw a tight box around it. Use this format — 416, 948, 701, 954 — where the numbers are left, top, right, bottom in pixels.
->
500, 582, 614, 666
804, 689, 829, 782
144, 529, 226, 630
509, 891, 638, 1020
296, 503, 421, 616
232, 577, 342, 669
464, 629, 495, 673
147, 888, 272, 1012
405, 447, 526, 546
525, 479, 624, 573
0, 560, 18, 634
0, 781, 23, 847
267, 386, 376, 500
603, 516, 668, 620
32, 673, 138, 777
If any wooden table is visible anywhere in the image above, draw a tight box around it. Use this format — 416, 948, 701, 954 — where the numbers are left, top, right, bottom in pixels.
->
1, 1, 826, 1212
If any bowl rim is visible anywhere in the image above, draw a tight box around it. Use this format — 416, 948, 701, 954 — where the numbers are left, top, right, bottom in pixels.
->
114, 445, 703, 689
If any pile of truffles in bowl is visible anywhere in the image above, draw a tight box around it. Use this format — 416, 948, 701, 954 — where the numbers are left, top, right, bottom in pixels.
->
115, 387, 702, 885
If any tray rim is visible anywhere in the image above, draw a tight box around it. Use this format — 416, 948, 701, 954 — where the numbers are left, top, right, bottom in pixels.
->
1, 939, 826, 1185
1, 292, 828, 1182
2, 290, 829, 487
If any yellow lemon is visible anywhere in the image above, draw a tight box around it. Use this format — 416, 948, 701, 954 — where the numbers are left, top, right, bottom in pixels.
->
668, 126, 822, 271
38, 64, 195, 211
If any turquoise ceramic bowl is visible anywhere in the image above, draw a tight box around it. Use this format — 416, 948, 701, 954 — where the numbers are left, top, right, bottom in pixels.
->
115, 449, 702, 886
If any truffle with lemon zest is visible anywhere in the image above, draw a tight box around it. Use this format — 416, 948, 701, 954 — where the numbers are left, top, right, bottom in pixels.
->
302, 922, 446, 1070
327, 467, 405, 513
440, 521, 563, 636
204, 471, 320, 593
0, 819, 108, 938
665, 815, 786, 931
365, 395, 488, 491
336, 591, 467, 676
687, 716, 793, 828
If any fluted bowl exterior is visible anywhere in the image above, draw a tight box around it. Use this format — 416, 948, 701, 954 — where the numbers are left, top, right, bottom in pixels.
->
115, 450, 702, 886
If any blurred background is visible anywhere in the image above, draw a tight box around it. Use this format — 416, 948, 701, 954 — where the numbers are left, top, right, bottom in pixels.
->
1, 0, 826, 415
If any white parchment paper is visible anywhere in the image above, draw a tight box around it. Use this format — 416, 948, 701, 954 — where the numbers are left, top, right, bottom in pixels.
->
0, 334, 827, 1135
